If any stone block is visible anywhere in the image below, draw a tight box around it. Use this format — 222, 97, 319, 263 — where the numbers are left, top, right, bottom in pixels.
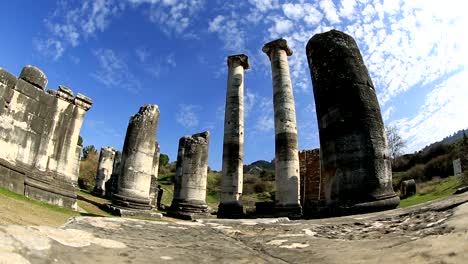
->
19, 65, 47, 90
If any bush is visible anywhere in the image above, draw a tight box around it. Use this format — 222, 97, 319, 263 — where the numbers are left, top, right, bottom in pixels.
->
424, 154, 452, 178
78, 150, 98, 191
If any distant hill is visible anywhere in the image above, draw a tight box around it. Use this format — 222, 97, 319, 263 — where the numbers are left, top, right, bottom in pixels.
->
421, 128, 467, 152
243, 160, 274, 174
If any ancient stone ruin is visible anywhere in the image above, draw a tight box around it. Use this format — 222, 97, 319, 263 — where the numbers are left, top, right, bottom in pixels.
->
299, 149, 326, 217
149, 142, 160, 207
400, 179, 416, 198
93, 146, 116, 196
306, 30, 400, 213
218, 54, 250, 218
105, 150, 121, 198
111, 105, 160, 215
262, 39, 302, 218
169, 131, 211, 219
0, 65, 92, 210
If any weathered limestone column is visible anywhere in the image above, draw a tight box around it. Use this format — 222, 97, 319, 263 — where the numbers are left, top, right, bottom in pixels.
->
218, 54, 250, 218
112, 105, 159, 210
149, 142, 160, 206
105, 150, 122, 198
262, 39, 302, 217
306, 30, 400, 213
93, 147, 116, 196
56, 93, 93, 182
169, 132, 210, 219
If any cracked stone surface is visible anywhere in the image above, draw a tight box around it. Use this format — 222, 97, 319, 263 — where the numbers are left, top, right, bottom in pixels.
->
1, 193, 468, 263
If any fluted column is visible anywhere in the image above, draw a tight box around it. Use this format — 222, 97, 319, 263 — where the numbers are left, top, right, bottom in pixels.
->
218, 54, 250, 218
263, 39, 302, 218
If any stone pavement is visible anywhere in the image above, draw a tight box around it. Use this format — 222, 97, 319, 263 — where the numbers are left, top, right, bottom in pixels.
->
1, 192, 468, 263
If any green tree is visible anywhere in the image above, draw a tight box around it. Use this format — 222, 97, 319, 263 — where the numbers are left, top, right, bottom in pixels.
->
78, 135, 83, 146
159, 153, 169, 167
82, 145, 97, 160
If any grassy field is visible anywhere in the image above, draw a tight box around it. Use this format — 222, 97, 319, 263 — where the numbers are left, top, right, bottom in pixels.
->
399, 175, 462, 208
0, 187, 80, 226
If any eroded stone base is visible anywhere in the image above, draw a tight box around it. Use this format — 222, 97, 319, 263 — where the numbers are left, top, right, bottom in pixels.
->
168, 199, 212, 220
107, 204, 163, 218
112, 194, 152, 210
217, 202, 244, 219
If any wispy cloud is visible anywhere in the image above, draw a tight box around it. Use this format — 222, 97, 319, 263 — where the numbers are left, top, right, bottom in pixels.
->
37, 0, 125, 60
145, 0, 205, 38
92, 49, 141, 93
208, 14, 246, 52
176, 104, 201, 128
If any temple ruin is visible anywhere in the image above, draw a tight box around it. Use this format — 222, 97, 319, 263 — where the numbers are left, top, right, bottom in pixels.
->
218, 54, 250, 218
0, 65, 92, 210
105, 150, 121, 198
262, 39, 302, 218
94, 146, 116, 196
149, 142, 160, 206
306, 30, 400, 213
111, 105, 160, 215
169, 131, 211, 219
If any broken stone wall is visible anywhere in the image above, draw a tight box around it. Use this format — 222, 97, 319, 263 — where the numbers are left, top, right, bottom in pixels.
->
0, 65, 92, 210
299, 149, 326, 216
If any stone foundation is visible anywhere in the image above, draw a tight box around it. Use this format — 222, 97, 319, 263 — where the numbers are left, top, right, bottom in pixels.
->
0, 65, 92, 210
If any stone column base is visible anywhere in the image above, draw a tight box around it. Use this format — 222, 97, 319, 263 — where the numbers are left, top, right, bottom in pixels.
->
217, 201, 244, 219
167, 199, 212, 220
107, 204, 162, 218
112, 194, 152, 210
274, 204, 303, 219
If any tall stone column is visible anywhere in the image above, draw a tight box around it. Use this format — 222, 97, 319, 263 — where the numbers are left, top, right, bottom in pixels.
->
218, 54, 250, 218
149, 142, 160, 206
105, 150, 122, 198
93, 147, 116, 196
262, 39, 302, 218
113, 105, 160, 210
306, 30, 400, 214
169, 131, 210, 219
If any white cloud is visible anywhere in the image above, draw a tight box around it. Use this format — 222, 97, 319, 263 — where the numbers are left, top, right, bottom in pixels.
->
268, 18, 294, 37
34, 38, 64, 61
135, 47, 150, 63
147, 0, 205, 37
208, 15, 225, 32
248, 0, 279, 12
207, 14, 246, 52
255, 116, 274, 132
92, 49, 141, 93
37, 0, 125, 60
282, 3, 304, 21
393, 70, 468, 152
319, 0, 341, 24
176, 104, 201, 128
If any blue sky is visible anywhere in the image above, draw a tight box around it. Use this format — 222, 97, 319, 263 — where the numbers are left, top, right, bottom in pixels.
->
0, 0, 466, 170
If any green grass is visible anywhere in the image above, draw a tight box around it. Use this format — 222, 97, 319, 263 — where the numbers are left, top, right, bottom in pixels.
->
399, 175, 462, 208
0, 187, 80, 216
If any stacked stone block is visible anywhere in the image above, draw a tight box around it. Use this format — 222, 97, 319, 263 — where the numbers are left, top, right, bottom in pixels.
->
299, 149, 326, 216
0, 65, 92, 210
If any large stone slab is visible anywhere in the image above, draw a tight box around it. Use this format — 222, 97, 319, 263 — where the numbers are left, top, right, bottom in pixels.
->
2, 193, 467, 263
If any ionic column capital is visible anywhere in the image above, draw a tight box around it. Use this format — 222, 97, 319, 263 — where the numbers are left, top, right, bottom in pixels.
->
227, 54, 250, 69
262, 38, 293, 58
